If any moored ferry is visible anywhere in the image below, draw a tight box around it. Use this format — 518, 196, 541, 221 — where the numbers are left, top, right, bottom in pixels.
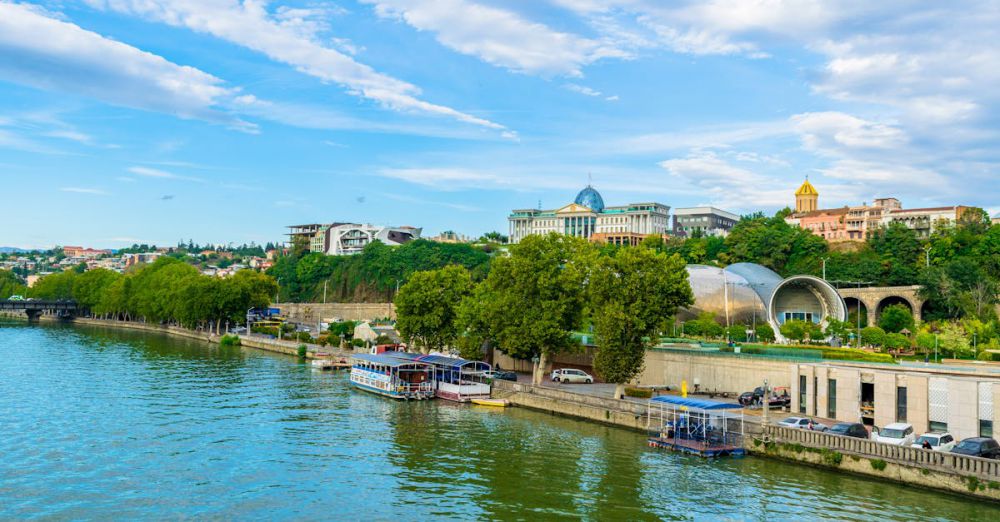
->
386, 353, 492, 402
349, 353, 434, 400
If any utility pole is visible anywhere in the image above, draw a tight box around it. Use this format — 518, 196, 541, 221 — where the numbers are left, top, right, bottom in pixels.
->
275, 277, 281, 305
323, 280, 328, 304
923, 245, 931, 268
821, 257, 828, 280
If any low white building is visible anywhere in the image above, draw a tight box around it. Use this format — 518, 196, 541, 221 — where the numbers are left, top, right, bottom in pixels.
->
288, 223, 422, 256
672, 207, 740, 237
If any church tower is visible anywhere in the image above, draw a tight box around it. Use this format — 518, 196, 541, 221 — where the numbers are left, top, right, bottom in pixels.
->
795, 177, 819, 213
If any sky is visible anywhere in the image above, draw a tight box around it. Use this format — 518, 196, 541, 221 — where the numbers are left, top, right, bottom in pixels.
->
1, 0, 998, 249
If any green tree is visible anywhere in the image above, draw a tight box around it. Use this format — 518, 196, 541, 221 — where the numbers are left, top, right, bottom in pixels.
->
395, 265, 474, 353
590, 246, 693, 398
779, 320, 821, 343
461, 233, 596, 384
860, 326, 887, 348
726, 324, 749, 343
824, 317, 854, 343
884, 332, 911, 351
0, 270, 26, 299
878, 303, 915, 333
755, 323, 775, 343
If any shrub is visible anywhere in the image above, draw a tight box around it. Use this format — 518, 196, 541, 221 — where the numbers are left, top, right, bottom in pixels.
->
624, 386, 652, 398
351, 338, 365, 348
878, 303, 914, 333
821, 449, 843, 466
219, 334, 241, 347
755, 323, 775, 343
884, 333, 911, 351
296, 331, 313, 343
297, 344, 308, 358
870, 459, 887, 471
861, 326, 886, 347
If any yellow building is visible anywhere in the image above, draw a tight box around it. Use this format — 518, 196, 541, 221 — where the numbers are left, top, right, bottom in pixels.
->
795, 178, 819, 213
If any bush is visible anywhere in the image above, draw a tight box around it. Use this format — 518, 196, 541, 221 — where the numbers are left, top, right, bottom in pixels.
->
351, 338, 365, 348
870, 459, 887, 471
219, 334, 241, 347
755, 323, 775, 343
297, 344, 308, 358
296, 331, 312, 343
726, 325, 748, 343
884, 332, 911, 350
624, 387, 653, 398
878, 303, 914, 333
860, 326, 886, 347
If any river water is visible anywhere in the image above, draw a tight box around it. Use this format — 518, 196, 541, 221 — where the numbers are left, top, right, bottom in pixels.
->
1, 321, 998, 521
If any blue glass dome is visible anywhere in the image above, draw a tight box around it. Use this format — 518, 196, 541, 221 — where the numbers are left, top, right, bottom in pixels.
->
574, 185, 605, 213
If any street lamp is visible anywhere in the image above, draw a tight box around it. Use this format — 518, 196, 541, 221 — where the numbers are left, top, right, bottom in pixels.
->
923, 245, 931, 268
821, 257, 829, 281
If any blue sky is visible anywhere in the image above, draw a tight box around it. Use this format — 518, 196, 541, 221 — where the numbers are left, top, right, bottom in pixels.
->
1, 0, 998, 249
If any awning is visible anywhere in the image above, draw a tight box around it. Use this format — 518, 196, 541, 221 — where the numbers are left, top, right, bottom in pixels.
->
650, 395, 743, 410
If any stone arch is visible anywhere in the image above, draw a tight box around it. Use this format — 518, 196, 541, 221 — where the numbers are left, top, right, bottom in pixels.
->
875, 295, 916, 329
843, 297, 868, 327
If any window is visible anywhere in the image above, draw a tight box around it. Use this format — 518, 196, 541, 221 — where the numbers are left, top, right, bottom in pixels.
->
828, 379, 837, 418
799, 375, 807, 414
982, 420, 994, 438
897, 386, 907, 422
930, 421, 948, 432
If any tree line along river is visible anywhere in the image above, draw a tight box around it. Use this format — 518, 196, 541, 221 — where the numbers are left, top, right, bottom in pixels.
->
1, 320, 998, 521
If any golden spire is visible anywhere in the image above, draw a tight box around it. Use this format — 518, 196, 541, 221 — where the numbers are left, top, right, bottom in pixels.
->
795, 176, 818, 196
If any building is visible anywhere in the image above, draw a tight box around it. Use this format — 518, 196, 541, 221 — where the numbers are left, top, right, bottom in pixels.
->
993, 215, 1000, 226
62, 246, 112, 259
508, 185, 670, 244
786, 179, 983, 241
682, 262, 847, 343
792, 362, 1000, 441
123, 252, 163, 268
672, 207, 740, 237
428, 231, 470, 244
287, 223, 421, 256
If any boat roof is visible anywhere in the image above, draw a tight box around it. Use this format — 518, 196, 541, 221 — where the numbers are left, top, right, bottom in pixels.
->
351, 353, 431, 368
385, 352, 491, 370
650, 395, 743, 411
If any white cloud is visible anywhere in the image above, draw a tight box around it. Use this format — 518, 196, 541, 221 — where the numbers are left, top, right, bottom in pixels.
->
0, 2, 252, 129
85, 0, 511, 133
60, 187, 109, 195
564, 83, 602, 97
791, 112, 907, 153
366, 0, 628, 77
127, 166, 204, 182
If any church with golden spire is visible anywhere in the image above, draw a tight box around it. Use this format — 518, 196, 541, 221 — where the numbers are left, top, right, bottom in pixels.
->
795, 176, 819, 213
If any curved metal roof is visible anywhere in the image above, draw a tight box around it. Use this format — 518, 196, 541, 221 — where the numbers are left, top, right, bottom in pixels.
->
384, 352, 491, 370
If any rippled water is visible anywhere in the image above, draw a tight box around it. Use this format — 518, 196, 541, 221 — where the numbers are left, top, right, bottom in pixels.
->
2, 321, 999, 521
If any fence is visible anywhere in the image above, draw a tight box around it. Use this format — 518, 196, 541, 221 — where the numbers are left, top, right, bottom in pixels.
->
768, 425, 1000, 480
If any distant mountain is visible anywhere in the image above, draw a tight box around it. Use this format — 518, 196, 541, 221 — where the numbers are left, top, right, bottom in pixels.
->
0, 247, 27, 254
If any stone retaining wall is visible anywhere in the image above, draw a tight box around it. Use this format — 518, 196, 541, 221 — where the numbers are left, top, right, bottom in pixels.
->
275, 302, 395, 323
492, 380, 649, 432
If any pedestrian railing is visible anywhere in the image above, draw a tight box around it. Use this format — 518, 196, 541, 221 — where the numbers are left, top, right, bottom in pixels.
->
493, 380, 645, 415
768, 425, 1000, 480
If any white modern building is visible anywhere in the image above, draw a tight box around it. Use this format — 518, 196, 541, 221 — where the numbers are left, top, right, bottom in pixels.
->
287, 223, 421, 256
508, 185, 671, 245
672, 207, 740, 237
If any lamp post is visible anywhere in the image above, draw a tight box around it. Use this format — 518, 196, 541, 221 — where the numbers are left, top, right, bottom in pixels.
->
923, 245, 931, 268
974, 332, 978, 359
821, 257, 829, 281
275, 277, 281, 305
323, 280, 328, 304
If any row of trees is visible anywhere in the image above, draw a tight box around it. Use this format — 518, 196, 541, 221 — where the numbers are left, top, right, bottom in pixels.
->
27, 257, 276, 332
266, 238, 492, 303
0, 270, 26, 299
394, 233, 693, 398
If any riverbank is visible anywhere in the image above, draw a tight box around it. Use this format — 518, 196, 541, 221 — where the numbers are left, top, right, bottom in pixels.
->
0, 312, 348, 360
8, 313, 1000, 504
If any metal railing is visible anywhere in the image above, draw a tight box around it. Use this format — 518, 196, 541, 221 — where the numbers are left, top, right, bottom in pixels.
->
768, 425, 1000, 479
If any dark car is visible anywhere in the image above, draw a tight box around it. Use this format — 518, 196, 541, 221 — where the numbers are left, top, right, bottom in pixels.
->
828, 422, 869, 439
951, 437, 1000, 458
739, 387, 791, 407
483, 370, 517, 382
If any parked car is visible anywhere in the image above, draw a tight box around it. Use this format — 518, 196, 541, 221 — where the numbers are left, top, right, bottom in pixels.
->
911, 432, 956, 452
827, 422, 869, 439
951, 437, 1000, 458
8, 295, 25, 301
739, 386, 791, 408
230, 327, 247, 334
777, 417, 828, 431
872, 423, 916, 446
552, 369, 594, 384
481, 370, 517, 382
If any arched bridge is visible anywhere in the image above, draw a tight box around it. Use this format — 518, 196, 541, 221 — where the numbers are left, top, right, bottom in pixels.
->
835, 285, 923, 327
0, 300, 78, 321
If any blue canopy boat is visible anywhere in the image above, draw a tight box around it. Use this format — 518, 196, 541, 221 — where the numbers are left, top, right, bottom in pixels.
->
349, 353, 434, 400
386, 352, 492, 402
645, 395, 746, 457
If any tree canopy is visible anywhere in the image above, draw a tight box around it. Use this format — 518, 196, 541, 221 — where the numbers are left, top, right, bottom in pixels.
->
395, 265, 474, 353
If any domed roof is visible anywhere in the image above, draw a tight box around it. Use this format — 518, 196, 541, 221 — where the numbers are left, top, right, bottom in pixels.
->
795, 178, 818, 196
574, 185, 605, 213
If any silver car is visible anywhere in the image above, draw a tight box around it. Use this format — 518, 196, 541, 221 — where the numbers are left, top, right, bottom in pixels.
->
551, 369, 594, 384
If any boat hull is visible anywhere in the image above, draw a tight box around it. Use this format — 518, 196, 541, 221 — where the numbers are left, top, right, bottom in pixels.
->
350, 380, 433, 400
471, 398, 509, 407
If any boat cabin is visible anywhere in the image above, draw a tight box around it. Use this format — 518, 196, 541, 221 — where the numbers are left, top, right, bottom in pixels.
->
388, 353, 492, 402
646, 395, 746, 457
349, 353, 434, 400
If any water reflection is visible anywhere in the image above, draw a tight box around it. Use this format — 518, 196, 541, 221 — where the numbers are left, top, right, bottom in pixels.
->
0, 322, 997, 521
